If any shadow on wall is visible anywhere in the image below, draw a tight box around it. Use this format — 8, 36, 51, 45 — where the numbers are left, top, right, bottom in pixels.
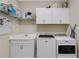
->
18, 1, 63, 20
36, 24, 69, 32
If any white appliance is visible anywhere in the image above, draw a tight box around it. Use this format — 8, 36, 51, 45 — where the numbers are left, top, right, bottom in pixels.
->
56, 36, 77, 58
9, 34, 36, 58
37, 34, 56, 58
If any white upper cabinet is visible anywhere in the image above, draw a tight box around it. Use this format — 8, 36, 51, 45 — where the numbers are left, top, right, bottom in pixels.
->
18, 0, 65, 2
36, 8, 51, 24
60, 8, 70, 24
36, 8, 70, 24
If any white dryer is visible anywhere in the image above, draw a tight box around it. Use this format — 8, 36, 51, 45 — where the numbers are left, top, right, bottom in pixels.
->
56, 36, 77, 58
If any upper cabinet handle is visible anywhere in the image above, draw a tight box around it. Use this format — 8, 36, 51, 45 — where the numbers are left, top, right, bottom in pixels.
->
45, 41, 48, 42
43, 19, 45, 24
20, 45, 23, 50
60, 19, 62, 24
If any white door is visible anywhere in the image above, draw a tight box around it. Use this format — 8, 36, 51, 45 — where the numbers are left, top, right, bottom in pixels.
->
22, 41, 34, 58
51, 8, 69, 24
36, 8, 51, 24
37, 38, 56, 58
60, 8, 69, 24
51, 8, 60, 24
36, 8, 45, 24
44, 8, 51, 24
11, 43, 23, 58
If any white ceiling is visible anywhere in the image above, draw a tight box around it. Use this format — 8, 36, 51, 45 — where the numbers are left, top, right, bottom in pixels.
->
18, 0, 65, 2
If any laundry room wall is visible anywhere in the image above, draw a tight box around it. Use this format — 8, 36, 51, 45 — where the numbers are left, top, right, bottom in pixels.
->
0, 0, 9, 4
68, 0, 79, 57
18, 1, 68, 34
0, 0, 20, 57
9, 0, 19, 9
0, 12, 20, 57
0, 0, 19, 8
0, 0, 69, 34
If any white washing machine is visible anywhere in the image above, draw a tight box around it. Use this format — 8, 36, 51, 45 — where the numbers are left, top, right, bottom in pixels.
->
9, 34, 36, 58
37, 34, 56, 58
56, 36, 77, 58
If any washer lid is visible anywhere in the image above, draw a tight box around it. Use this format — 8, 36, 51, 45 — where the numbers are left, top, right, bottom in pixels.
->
39, 35, 54, 38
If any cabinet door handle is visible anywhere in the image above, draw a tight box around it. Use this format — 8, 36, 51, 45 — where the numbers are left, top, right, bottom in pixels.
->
43, 20, 45, 24
60, 19, 62, 24
20, 45, 23, 50
45, 41, 48, 43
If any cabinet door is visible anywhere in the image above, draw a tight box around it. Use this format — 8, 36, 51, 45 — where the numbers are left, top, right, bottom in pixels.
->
60, 8, 69, 24
36, 8, 45, 24
22, 41, 34, 58
37, 39, 56, 58
11, 44, 23, 58
36, 8, 51, 24
51, 8, 61, 24
51, 8, 69, 24
44, 8, 51, 24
